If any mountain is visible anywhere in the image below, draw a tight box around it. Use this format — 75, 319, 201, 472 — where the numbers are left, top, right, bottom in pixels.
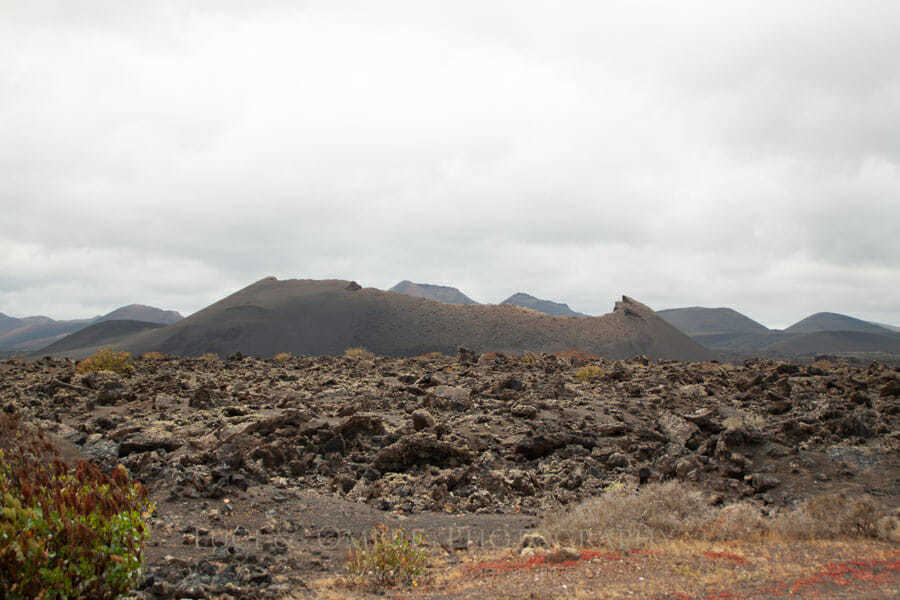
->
658, 306, 900, 359
785, 312, 893, 335
97, 304, 183, 325
0, 304, 183, 351
657, 307, 769, 335
762, 330, 900, 357
500, 293, 585, 317
389, 280, 479, 305
0, 317, 96, 352
52, 277, 712, 361
0, 313, 22, 336
875, 322, 900, 333
37, 320, 166, 355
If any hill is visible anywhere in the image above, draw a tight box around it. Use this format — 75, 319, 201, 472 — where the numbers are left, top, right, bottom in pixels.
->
0, 304, 183, 351
97, 304, 183, 325
36, 320, 166, 355
785, 312, 893, 335
501, 293, 586, 317
0, 317, 95, 352
59, 277, 712, 361
657, 307, 769, 335
389, 280, 479, 305
761, 330, 900, 357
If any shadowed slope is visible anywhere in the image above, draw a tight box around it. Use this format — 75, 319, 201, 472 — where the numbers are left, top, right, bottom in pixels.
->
36, 320, 166, 356
103, 277, 713, 360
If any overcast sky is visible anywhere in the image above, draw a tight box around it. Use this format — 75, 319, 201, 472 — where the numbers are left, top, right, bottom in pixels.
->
2, 1, 899, 328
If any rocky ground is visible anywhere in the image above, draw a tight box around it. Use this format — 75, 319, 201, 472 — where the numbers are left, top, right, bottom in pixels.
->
1, 350, 898, 598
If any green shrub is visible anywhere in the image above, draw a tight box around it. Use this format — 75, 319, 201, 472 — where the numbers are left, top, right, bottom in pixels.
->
76, 349, 134, 376
0, 413, 153, 600
345, 525, 428, 588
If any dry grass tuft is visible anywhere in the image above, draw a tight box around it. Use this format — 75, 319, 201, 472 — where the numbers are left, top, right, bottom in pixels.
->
273, 352, 292, 362
344, 347, 374, 360
575, 364, 605, 382
554, 349, 600, 367
140, 351, 166, 360
541, 481, 710, 549
541, 481, 891, 551
76, 348, 134, 376
771, 493, 883, 540
344, 525, 429, 589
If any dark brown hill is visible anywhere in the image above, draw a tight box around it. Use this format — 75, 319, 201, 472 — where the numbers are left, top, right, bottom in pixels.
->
657, 307, 769, 335
95, 277, 713, 360
785, 312, 893, 335
501, 292, 586, 317
389, 280, 479, 305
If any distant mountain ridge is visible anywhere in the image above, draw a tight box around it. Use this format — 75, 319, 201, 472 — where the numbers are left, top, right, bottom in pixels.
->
0, 304, 183, 351
501, 292, 585, 317
389, 280, 479, 305
43, 277, 713, 361
660, 305, 900, 359
784, 312, 893, 335
658, 307, 769, 335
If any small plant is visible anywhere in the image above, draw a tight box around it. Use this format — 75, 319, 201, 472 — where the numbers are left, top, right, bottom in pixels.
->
555, 349, 600, 367
76, 349, 134, 376
199, 353, 220, 362
575, 364, 605, 382
0, 413, 153, 600
140, 351, 166, 360
345, 525, 428, 588
344, 347, 374, 360
520, 351, 541, 367
273, 352, 292, 362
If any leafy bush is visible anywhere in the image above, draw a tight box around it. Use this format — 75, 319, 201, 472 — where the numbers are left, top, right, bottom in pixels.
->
76, 349, 134, 376
345, 526, 428, 588
575, 364, 605, 382
0, 413, 152, 600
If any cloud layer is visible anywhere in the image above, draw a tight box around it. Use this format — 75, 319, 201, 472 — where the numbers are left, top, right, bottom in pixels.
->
2, 1, 899, 328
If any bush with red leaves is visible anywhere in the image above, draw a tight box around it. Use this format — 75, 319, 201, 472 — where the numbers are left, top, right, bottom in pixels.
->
0, 412, 153, 600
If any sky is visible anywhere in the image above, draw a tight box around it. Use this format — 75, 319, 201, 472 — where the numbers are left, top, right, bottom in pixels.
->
1, 1, 899, 329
